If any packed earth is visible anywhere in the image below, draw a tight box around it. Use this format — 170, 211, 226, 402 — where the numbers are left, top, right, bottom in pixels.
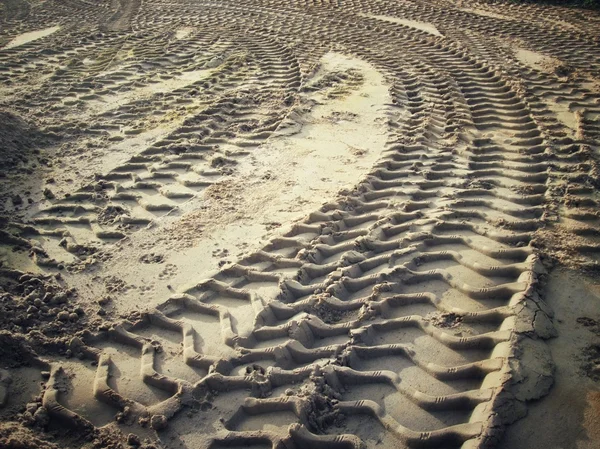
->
0, 0, 599, 448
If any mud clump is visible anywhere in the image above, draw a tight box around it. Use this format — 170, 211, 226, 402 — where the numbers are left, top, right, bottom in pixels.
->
294, 368, 346, 434
103, 275, 131, 294
0, 332, 39, 369
150, 415, 168, 431
0, 111, 58, 213
140, 253, 164, 264
313, 301, 345, 323
0, 111, 54, 173
0, 421, 60, 449
576, 317, 600, 381
1, 405, 160, 449
97, 205, 129, 226
0, 271, 84, 339
579, 344, 600, 381
0, 268, 110, 368
427, 312, 463, 328
576, 316, 600, 335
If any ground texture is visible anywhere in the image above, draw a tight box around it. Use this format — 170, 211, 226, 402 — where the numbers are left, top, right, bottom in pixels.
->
0, 1, 599, 448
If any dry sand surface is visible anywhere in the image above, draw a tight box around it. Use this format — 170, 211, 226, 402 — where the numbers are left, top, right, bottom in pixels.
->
0, 0, 599, 448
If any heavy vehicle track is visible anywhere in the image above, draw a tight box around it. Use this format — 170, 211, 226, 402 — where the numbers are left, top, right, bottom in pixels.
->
0, 1, 599, 448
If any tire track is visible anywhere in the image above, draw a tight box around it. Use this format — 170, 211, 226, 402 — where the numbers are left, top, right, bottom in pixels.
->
3, 1, 597, 448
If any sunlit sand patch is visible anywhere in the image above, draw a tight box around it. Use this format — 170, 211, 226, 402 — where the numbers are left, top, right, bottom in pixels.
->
4, 26, 60, 49
360, 13, 443, 37
515, 48, 562, 72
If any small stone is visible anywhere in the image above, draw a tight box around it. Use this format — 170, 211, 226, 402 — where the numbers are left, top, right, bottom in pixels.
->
57, 311, 70, 321
127, 433, 141, 447
26, 402, 39, 414
41, 371, 50, 380
12, 194, 22, 206
97, 296, 111, 306
150, 414, 168, 430
53, 293, 67, 304
43, 188, 55, 199
26, 292, 40, 302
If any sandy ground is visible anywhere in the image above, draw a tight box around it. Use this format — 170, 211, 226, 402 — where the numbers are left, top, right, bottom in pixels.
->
0, 0, 599, 448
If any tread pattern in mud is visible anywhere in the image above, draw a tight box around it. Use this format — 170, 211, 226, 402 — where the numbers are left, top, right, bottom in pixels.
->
2, 0, 599, 448
4, 25, 303, 249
